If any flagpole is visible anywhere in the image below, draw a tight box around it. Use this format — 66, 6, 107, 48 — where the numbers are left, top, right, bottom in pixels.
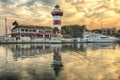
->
5, 16, 7, 37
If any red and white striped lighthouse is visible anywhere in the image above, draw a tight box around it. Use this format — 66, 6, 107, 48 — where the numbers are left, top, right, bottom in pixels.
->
51, 4, 63, 35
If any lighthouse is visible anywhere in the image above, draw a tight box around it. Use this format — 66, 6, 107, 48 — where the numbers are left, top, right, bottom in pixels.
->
51, 4, 63, 36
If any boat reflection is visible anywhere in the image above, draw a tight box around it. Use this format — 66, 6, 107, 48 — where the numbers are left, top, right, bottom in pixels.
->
62, 43, 116, 50
87, 43, 116, 50
51, 45, 63, 77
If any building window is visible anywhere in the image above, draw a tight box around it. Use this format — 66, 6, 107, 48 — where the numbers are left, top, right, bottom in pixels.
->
21, 29, 24, 32
39, 30, 41, 33
18, 29, 20, 31
33, 30, 36, 32
45, 31, 49, 33
25, 29, 28, 32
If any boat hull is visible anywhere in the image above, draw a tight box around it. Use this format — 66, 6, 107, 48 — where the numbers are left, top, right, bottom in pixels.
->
88, 39, 118, 43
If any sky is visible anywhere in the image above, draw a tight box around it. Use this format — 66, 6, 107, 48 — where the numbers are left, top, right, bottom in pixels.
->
0, 0, 120, 35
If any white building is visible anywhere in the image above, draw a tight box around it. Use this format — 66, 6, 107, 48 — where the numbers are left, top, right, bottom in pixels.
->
11, 25, 53, 42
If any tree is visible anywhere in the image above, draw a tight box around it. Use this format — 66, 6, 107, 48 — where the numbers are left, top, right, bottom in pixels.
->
61, 25, 86, 38
12, 21, 19, 26
53, 27, 59, 34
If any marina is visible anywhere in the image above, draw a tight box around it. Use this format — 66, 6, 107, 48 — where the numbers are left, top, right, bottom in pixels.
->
0, 30, 119, 44
0, 0, 120, 80
0, 4, 119, 44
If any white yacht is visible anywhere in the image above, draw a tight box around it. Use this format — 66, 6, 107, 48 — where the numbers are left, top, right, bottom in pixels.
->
88, 33, 118, 42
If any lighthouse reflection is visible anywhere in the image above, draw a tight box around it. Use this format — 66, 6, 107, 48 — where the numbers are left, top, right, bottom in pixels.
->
51, 45, 63, 77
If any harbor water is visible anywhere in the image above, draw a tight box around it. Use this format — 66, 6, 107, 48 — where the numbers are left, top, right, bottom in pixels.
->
0, 43, 120, 80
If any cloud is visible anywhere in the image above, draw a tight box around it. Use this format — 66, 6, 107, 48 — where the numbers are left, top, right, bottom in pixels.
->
17, 0, 58, 7
0, 0, 13, 5
0, 0, 120, 35
62, 0, 120, 29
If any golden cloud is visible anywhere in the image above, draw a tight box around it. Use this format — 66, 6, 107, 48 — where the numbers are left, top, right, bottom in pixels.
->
0, 0, 120, 34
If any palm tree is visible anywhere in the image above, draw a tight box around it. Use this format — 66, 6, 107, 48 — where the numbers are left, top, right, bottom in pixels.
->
12, 21, 19, 26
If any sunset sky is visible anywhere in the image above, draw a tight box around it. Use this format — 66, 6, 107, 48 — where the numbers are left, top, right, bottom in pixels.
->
0, 0, 120, 35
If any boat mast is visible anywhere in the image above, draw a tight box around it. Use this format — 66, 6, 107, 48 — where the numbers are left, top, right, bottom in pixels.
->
101, 21, 103, 34
5, 16, 7, 37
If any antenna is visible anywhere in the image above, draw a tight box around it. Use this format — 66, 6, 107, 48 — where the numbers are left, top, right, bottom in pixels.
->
101, 21, 102, 29
56, 0, 62, 9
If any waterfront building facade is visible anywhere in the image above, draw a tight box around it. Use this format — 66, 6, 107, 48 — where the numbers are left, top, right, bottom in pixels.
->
11, 25, 53, 42
91, 29, 101, 34
101, 27, 116, 36
91, 27, 117, 36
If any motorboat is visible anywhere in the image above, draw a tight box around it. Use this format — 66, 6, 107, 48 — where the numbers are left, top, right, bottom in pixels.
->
87, 33, 118, 43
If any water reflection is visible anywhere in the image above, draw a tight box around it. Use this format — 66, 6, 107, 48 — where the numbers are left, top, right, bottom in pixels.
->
6, 44, 52, 60
62, 43, 116, 51
88, 43, 116, 50
0, 43, 117, 60
0, 43, 119, 80
51, 46, 63, 77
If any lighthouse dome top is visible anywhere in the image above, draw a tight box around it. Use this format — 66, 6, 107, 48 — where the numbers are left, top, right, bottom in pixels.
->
51, 4, 63, 16
55, 4, 60, 9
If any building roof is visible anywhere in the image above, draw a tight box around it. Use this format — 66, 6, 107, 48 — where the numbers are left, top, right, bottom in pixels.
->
12, 25, 52, 30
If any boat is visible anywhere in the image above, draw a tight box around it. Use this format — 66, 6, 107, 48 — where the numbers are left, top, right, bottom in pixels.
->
84, 32, 119, 43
